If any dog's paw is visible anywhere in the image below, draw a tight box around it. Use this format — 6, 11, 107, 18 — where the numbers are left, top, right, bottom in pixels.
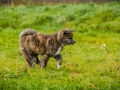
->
57, 64, 61, 69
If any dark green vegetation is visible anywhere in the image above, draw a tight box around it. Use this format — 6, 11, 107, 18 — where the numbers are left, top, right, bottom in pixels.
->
0, 2, 120, 90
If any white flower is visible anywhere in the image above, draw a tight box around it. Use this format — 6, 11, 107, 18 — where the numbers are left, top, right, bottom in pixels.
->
101, 44, 106, 49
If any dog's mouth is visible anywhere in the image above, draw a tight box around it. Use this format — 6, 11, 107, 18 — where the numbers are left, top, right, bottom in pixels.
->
62, 40, 76, 46
68, 40, 76, 45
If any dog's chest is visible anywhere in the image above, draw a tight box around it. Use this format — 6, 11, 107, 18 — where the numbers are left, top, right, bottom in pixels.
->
55, 46, 62, 56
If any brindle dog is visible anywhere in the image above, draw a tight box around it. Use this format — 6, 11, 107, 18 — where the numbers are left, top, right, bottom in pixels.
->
20, 29, 76, 69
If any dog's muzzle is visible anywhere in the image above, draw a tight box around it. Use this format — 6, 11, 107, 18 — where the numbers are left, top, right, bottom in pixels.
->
72, 40, 76, 44
69, 40, 76, 45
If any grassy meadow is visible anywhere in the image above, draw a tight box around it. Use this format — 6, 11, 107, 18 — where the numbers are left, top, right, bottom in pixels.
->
0, 2, 120, 90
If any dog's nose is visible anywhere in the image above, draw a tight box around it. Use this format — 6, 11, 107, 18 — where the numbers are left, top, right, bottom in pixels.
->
73, 40, 76, 44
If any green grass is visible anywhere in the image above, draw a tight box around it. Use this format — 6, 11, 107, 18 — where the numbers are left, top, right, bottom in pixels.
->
0, 2, 120, 90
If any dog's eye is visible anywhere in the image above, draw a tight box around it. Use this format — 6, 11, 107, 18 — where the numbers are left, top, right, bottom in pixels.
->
68, 37, 72, 39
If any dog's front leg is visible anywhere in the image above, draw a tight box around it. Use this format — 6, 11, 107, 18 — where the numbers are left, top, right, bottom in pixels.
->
41, 54, 49, 69
54, 54, 62, 69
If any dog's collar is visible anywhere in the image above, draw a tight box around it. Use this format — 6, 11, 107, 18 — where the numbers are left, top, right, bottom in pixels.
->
61, 43, 64, 47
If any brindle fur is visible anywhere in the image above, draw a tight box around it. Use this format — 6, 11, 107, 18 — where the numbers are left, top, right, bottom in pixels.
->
20, 29, 76, 68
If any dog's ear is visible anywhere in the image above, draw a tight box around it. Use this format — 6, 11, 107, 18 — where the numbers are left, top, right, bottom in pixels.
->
64, 30, 68, 34
64, 30, 69, 35
62, 29, 74, 35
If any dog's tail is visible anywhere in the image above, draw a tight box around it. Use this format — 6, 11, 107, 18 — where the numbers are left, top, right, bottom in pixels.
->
20, 29, 37, 38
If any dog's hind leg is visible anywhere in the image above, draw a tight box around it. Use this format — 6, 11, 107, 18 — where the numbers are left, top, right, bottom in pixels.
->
32, 54, 41, 66
21, 49, 34, 67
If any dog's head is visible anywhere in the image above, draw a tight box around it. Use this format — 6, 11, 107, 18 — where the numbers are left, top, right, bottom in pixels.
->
57, 29, 76, 46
